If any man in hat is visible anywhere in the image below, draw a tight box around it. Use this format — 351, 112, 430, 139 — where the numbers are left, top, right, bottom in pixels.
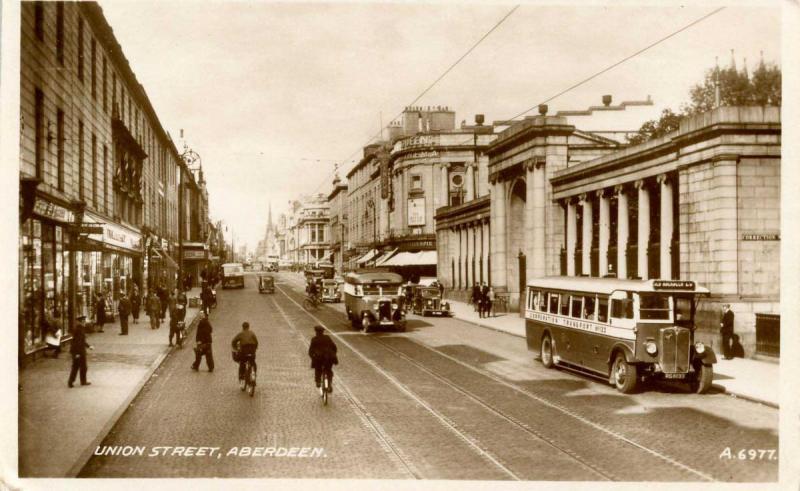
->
68, 316, 93, 388
720, 304, 735, 360
308, 325, 338, 394
118, 292, 131, 335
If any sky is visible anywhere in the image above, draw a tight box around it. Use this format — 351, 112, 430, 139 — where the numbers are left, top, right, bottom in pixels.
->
96, 0, 781, 250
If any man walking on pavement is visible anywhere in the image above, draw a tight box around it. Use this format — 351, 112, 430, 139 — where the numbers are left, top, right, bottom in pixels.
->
157, 281, 169, 325
146, 290, 161, 330
94, 292, 107, 333
68, 316, 93, 387
117, 292, 131, 335
201, 286, 213, 315
720, 303, 735, 360
191, 311, 214, 372
130, 285, 141, 324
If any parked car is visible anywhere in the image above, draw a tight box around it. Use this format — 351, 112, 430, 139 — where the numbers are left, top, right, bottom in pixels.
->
257, 274, 275, 294
343, 270, 406, 333
412, 286, 451, 317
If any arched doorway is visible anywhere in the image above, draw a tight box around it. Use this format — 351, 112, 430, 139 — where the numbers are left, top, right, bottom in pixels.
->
506, 178, 526, 310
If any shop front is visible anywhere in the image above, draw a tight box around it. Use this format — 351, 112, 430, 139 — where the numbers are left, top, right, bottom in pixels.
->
182, 242, 209, 288
78, 213, 143, 323
19, 196, 78, 361
146, 236, 178, 293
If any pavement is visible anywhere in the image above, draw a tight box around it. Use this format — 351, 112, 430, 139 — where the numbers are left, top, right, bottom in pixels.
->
18, 287, 204, 478
444, 297, 780, 408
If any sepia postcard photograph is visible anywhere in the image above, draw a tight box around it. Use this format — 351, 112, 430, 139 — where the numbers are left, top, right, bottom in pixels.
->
2, 0, 798, 489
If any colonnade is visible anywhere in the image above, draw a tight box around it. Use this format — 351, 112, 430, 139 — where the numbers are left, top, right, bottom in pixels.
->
563, 173, 675, 280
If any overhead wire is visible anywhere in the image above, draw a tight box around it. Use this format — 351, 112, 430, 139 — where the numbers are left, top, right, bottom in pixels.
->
309, 4, 520, 195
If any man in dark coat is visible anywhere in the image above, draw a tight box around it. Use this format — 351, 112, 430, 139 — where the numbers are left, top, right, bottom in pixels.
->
117, 292, 131, 335
191, 312, 214, 371
720, 304, 735, 360
471, 283, 481, 312
201, 286, 213, 315
157, 282, 169, 323
68, 316, 93, 387
94, 293, 106, 333
130, 286, 141, 324
308, 325, 338, 393
146, 291, 161, 330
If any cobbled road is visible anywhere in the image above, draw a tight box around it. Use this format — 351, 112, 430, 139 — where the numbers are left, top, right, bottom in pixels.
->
80, 272, 778, 481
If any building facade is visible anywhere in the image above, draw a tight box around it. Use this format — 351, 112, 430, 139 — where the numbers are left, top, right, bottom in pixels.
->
19, 2, 208, 363
327, 175, 348, 274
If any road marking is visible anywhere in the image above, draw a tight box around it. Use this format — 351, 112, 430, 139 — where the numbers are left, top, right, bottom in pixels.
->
274, 284, 521, 481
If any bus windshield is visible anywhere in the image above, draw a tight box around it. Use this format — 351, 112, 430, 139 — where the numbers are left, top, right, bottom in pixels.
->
638, 294, 671, 320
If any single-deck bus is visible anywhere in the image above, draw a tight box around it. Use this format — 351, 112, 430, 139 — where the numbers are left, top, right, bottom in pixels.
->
524, 277, 715, 394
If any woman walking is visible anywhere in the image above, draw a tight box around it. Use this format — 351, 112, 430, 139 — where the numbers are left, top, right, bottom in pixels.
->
94, 293, 107, 333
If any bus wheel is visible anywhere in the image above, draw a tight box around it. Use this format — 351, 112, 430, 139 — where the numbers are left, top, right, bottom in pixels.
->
689, 364, 713, 394
612, 352, 638, 394
541, 335, 555, 369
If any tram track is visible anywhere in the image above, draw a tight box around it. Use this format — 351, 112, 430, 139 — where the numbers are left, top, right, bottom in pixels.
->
274, 283, 522, 480
275, 277, 718, 482
268, 293, 422, 479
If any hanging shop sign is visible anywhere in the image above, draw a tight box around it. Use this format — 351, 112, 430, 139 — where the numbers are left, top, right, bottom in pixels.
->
407, 197, 426, 226
183, 249, 207, 260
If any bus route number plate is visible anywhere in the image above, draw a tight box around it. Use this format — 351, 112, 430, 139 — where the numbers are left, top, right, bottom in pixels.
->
664, 373, 686, 379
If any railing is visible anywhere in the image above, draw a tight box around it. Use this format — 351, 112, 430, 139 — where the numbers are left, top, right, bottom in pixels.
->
755, 313, 780, 357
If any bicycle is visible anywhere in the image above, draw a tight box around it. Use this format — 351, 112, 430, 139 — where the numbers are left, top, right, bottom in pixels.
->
303, 294, 321, 311
239, 354, 256, 397
320, 368, 332, 405
176, 320, 186, 348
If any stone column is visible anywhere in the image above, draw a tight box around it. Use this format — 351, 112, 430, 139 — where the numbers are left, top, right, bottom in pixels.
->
491, 179, 507, 288
464, 224, 470, 287
465, 162, 475, 202
636, 179, 650, 280
658, 173, 673, 279
440, 163, 449, 209
480, 219, 487, 283
615, 185, 629, 279
581, 193, 592, 276
566, 199, 577, 276
532, 158, 546, 278
524, 160, 536, 280
598, 189, 610, 277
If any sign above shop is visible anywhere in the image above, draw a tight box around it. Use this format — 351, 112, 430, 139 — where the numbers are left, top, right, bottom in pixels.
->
33, 198, 74, 223
183, 250, 207, 260
84, 215, 142, 252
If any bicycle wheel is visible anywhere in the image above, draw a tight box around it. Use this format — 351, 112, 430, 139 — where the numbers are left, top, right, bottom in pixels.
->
322, 374, 329, 405
248, 365, 256, 397
239, 362, 247, 391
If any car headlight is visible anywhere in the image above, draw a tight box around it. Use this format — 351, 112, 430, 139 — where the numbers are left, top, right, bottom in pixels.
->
392, 303, 398, 310
645, 341, 658, 355
694, 342, 705, 354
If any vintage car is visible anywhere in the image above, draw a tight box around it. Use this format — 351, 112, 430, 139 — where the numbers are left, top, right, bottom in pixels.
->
412, 286, 451, 316
257, 274, 275, 294
343, 270, 407, 333
320, 279, 340, 303
221, 262, 245, 289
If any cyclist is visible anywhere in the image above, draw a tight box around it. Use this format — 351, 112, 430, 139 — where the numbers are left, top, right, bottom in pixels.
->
308, 325, 338, 394
307, 280, 320, 306
231, 322, 259, 382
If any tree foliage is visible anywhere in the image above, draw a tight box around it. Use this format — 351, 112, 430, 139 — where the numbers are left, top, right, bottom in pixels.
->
627, 61, 781, 145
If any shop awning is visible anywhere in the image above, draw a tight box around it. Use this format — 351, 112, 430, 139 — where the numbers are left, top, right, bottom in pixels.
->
374, 248, 398, 267
151, 247, 179, 269
380, 250, 437, 267
355, 248, 380, 265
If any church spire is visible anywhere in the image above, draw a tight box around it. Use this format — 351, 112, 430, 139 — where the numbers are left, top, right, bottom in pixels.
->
268, 202, 273, 231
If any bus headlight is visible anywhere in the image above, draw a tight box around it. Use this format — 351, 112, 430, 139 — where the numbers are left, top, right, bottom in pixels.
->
694, 342, 706, 354
392, 303, 398, 310
645, 341, 658, 355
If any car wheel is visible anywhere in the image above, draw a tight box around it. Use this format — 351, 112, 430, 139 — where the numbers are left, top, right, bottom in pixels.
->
611, 352, 638, 394
541, 334, 555, 369
689, 363, 713, 394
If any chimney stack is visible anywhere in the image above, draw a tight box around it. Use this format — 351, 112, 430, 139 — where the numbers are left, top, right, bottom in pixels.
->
602, 95, 612, 107
538, 104, 548, 115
